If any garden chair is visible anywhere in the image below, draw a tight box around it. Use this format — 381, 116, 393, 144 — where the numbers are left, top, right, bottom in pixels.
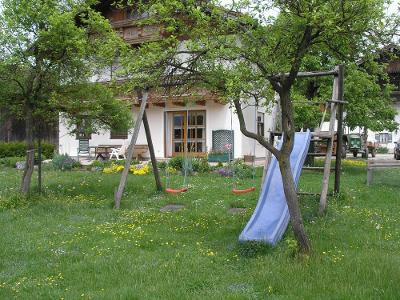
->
77, 138, 91, 160
109, 143, 128, 160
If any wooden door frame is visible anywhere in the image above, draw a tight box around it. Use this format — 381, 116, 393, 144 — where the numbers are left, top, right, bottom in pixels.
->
164, 110, 207, 158
171, 111, 187, 157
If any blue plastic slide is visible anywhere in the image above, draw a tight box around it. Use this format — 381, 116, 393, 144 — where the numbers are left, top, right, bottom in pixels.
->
239, 131, 311, 245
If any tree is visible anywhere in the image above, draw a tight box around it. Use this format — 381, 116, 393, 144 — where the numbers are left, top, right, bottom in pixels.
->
117, 0, 398, 253
0, 0, 131, 194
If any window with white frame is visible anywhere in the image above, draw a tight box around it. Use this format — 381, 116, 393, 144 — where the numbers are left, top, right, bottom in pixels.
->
375, 133, 393, 144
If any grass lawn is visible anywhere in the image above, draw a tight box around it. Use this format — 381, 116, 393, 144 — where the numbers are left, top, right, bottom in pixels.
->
0, 162, 399, 299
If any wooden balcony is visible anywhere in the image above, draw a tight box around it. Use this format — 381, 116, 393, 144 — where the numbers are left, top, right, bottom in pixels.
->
111, 21, 162, 45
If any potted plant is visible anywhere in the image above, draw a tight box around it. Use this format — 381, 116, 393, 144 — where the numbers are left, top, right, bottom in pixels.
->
208, 144, 232, 162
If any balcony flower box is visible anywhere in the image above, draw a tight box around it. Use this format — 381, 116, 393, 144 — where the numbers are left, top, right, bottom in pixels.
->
208, 152, 230, 162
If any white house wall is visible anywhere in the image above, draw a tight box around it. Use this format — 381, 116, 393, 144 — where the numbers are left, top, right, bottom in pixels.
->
59, 117, 132, 157
59, 100, 276, 159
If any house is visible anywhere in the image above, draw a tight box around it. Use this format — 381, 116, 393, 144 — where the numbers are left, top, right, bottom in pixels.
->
58, 1, 276, 160
371, 46, 400, 150
347, 45, 400, 153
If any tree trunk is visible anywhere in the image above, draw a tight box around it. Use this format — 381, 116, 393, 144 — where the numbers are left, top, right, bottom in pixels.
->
279, 90, 311, 253
279, 155, 311, 253
142, 110, 162, 191
21, 108, 35, 195
233, 89, 311, 253
362, 127, 369, 158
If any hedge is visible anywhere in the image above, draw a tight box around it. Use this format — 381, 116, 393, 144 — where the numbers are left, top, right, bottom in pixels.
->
0, 142, 56, 159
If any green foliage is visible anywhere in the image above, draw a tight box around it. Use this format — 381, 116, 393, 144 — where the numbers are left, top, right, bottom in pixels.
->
0, 0, 133, 192
344, 63, 398, 131
0, 142, 26, 158
0, 156, 25, 168
230, 159, 254, 179
0, 164, 400, 298
156, 161, 167, 170
0, 193, 28, 209
376, 146, 389, 154
293, 101, 324, 130
168, 156, 184, 170
166, 156, 210, 174
0, 142, 55, 158
108, 0, 398, 251
52, 154, 80, 171
0, 0, 132, 150
191, 157, 210, 173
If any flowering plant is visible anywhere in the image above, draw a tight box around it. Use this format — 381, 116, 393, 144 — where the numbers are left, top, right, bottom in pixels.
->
130, 164, 150, 175
218, 167, 233, 177
103, 163, 124, 174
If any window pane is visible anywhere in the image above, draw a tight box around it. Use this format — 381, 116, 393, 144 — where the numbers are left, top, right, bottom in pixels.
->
188, 128, 196, 139
197, 114, 204, 125
174, 129, 183, 139
197, 128, 203, 139
187, 142, 196, 152
197, 142, 204, 152
174, 143, 183, 153
189, 114, 196, 126
174, 116, 184, 127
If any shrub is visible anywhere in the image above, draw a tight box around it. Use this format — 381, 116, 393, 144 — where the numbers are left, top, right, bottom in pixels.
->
376, 147, 389, 154
219, 159, 253, 179
90, 160, 106, 169
234, 163, 253, 179
0, 156, 25, 168
103, 163, 125, 174
192, 158, 210, 173
0, 142, 55, 158
52, 154, 80, 171
218, 167, 233, 177
130, 164, 150, 175
168, 156, 183, 170
157, 161, 167, 170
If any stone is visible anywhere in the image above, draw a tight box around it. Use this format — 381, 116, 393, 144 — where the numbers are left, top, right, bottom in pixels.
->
15, 161, 26, 170
160, 204, 185, 212
228, 207, 247, 215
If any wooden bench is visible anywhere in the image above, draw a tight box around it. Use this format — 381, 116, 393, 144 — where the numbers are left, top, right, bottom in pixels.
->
367, 159, 400, 186
133, 144, 149, 160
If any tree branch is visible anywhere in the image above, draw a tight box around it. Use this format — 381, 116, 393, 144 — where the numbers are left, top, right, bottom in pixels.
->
232, 98, 280, 158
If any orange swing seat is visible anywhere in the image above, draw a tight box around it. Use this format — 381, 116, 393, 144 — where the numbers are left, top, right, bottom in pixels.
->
165, 187, 188, 194
232, 186, 256, 194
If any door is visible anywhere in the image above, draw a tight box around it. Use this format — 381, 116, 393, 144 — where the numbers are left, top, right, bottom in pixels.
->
169, 111, 206, 157
172, 112, 187, 157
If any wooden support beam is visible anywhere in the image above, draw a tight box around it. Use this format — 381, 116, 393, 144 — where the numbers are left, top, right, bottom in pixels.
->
334, 65, 345, 195
134, 103, 149, 109
319, 68, 339, 216
172, 101, 186, 107
195, 100, 206, 106
115, 91, 148, 209
152, 102, 166, 108
281, 69, 338, 78
143, 110, 162, 191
